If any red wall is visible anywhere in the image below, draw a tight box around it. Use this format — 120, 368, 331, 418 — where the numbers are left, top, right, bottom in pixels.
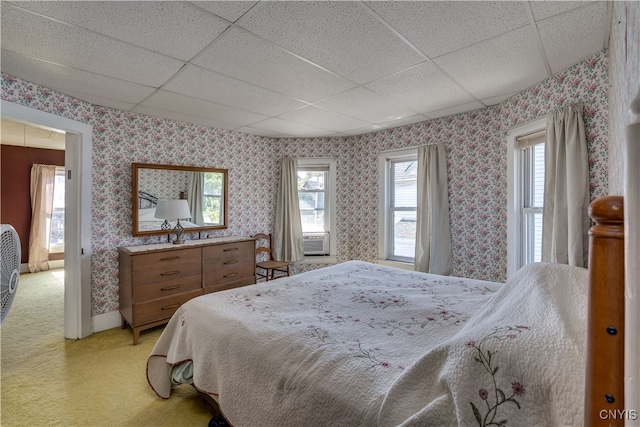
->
1, 145, 65, 261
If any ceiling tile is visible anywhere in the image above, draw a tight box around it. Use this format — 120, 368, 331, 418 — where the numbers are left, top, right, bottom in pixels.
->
236, 1, 424, 84
278, 105, 371, 133
481, 92, 518, 106
380, 115, 430, 129
164, 65, 306, 117
193, 27, 356, 102
60, 90, 137, 112
1, 118, 64, 150
424, 101, 486, 119
342, 124, 387, 136
364, 61, 476, 114
139, 90, 269, 127
133, 105, 242, 132
365, 1, 529, 58
434, 26, 548, 100
537, 2, 609, 74
1, 50, 155, 104
316, 87, 416, 124
248, 118, 338, 138
530, 1, 597, 21
189, 1, 258, 23
0, 3, 185, 87
235, 126, 287, 138
11, 1, 229, 61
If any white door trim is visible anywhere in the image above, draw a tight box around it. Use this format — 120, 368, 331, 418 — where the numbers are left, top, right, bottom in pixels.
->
1, 100, 93, 339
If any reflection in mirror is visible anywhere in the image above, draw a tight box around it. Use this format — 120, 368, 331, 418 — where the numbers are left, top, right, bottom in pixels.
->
132, 163, 228, 237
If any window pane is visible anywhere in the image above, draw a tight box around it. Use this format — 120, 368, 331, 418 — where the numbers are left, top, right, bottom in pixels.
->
299, 191, 324, 209
520, 141, 544, 268
50, 171, 65, 247
392, 160, 417, 208
298, 171, 326, 191
392, 210, 416, 258
300, 209, 325, 233
203, 172, 222, 195
531, 144, 545, 208
203, 195, 221, 224
524, 211, 543, 264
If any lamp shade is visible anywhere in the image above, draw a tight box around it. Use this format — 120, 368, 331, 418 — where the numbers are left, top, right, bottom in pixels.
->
154, 199, 191, 220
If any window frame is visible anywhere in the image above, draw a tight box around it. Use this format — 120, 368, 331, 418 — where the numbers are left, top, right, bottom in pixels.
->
507, 118, 546, 279
297, 158, 337, 261
378, 148, 418, 265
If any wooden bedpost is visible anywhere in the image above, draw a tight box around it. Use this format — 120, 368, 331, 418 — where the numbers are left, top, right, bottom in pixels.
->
585, 195, 625, 427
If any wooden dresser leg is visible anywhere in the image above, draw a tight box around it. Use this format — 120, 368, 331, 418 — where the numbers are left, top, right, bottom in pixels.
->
121, 314, 127, 329
132, 327, 141, 345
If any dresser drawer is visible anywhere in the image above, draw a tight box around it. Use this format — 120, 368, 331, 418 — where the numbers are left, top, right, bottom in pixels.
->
132, 275, 202, 303
132, 248, 201, 286
203, 240, 253, 259
203, 241, 254, 291
133, 289, 202, 326
213, 262, 254, 287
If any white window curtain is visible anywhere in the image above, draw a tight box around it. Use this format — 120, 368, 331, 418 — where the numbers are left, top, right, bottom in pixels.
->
414, 144, 452, 275
542, 102, 590, 267
274, 157, 304, 262
188, 172, 204, 226
28, 164, 56, 273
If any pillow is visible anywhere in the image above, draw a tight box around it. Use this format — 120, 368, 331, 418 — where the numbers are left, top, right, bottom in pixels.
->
138, 207, 158, 222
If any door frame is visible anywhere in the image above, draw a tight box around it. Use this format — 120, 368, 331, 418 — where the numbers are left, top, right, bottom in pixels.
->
1, 100, 93, 339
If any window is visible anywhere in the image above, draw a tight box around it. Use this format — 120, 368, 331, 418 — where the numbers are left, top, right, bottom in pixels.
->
379, 149, 418, 263
202, 172, 223, 225
520, 140, 545, 266
297, 158, 336, 258
49, 166, 65, 253
507, 119, 546, 278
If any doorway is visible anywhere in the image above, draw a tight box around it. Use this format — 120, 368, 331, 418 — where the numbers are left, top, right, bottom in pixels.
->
1, 100, 93, 339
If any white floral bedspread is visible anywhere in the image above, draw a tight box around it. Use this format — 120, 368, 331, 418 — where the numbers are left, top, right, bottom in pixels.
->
147, 260, 588, 427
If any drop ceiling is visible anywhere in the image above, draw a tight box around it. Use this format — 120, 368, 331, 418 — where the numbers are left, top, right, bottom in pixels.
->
1, 117, 66, 150
0, 1, 611, 138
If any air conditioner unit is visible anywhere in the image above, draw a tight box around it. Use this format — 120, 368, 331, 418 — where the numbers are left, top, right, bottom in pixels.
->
302, 232, 330, 255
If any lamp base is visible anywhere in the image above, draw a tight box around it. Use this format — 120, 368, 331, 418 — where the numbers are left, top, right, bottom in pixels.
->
173, 219, 186, 245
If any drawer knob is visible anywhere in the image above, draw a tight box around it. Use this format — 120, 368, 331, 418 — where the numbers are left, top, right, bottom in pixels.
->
161, 270, 179, 276
223, 247, 238, 252
224, 273, 238, 278
223, 260, 239, 265
161, 304, 180, 311
160, 284, 181, 291
160, 256, 180, 261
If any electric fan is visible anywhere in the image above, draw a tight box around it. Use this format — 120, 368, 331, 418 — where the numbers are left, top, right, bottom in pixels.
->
1, 224, 21, 326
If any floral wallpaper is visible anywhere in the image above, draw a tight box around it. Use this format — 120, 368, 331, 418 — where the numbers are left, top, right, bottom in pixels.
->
285, 49, 610, 283
1, 49, 610, 317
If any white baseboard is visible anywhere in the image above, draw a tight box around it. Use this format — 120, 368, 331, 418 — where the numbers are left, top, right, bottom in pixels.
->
92, 310, 121, 333
19, 261, 64, 273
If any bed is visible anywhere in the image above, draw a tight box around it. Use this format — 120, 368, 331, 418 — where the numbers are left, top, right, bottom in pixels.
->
147, 196, 625, 426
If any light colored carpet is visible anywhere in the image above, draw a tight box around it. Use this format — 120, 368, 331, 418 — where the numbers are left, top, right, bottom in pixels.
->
1, 269, 214, 426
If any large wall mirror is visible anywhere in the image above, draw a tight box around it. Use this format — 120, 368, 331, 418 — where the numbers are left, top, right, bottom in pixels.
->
132, 163, 228, 237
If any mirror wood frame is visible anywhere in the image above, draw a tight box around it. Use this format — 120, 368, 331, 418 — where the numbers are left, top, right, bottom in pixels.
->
131, 162, 228, 237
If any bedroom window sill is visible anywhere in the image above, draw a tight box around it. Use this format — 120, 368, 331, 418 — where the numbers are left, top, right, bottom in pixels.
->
377, 259, 415, 271
295, 256, 337, 265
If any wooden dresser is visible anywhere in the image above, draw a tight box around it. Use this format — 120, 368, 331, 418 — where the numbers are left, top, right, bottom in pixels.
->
118, 236, 255, 344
